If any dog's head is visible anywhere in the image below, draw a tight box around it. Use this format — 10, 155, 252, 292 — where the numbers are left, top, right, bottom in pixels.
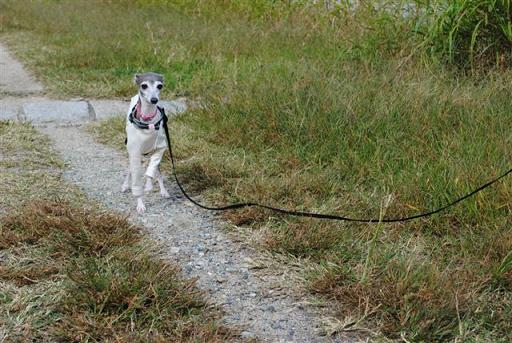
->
134, 72, 164, 104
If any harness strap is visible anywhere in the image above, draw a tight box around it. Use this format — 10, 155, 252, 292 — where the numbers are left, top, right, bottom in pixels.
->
161, 109, 512, 223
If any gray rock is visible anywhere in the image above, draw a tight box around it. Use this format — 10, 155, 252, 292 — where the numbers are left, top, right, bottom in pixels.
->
159, 99, 187, 115
216, 276, 227, 283
88, 99, 130, 120
0, 96, 47, 122
23, 100, 91, 123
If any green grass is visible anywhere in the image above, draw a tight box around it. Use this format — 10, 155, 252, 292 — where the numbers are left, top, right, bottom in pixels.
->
419, 0, 512, 69
2, 0, 512, 341
0, 121, 235, 341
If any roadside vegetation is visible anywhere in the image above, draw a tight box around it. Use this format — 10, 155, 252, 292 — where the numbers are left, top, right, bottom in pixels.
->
0, 123, 234, 341
1, 0, 512, 341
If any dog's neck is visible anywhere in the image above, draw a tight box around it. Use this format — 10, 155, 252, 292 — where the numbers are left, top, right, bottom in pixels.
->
138, 97, 157, 114
137, 97, 158, 121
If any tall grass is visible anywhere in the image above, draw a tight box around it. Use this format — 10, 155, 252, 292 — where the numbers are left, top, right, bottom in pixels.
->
2, 0, 512, 340
415, 0, 512, 69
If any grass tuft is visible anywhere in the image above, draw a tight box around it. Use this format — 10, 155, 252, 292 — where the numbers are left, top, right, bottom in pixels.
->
0, 200, 235, 342
1, 201, 139, 256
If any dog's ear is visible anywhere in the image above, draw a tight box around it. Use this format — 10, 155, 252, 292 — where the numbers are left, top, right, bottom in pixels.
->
133, 74, 141, 85
155, 74, 164, 83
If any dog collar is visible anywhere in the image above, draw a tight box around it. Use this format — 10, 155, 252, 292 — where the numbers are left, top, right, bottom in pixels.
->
129, 105, 164, 130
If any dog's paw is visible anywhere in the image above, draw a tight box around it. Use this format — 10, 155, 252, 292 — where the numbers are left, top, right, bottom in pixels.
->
160, 188, 171, 199
136, 198, 146, 213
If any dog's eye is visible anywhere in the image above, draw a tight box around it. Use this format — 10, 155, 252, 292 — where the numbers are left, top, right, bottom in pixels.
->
141, 84, 148, 89
157, 84, 163, 90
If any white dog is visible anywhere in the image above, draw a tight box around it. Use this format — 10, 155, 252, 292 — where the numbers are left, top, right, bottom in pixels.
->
122, 72, 170, 213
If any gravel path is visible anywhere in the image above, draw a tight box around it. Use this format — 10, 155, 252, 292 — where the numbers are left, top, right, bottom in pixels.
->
40, 124, 357, 343
0, 42, 43, 95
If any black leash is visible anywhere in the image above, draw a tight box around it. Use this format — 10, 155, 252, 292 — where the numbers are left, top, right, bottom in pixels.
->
161, 110, 512, 223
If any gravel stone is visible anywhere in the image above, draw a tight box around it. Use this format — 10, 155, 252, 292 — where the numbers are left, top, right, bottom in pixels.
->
241, 331, 255, 339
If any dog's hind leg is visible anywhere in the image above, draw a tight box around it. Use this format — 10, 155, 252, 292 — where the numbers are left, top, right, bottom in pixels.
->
121, 169, 131, 193
144, 176, 154, 192
156, 169, 171, 199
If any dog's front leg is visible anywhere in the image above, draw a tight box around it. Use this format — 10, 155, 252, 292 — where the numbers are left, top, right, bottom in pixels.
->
145, 147, 170, 198
128, 151, 146, 213
136, 197, 146, 213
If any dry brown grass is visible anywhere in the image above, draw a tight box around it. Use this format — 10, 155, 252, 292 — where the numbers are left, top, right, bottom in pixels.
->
1, 199, 235, 342
1, 201, 139, 255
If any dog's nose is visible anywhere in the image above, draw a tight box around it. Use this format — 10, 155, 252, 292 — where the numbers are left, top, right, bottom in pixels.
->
150, 98, 158, 104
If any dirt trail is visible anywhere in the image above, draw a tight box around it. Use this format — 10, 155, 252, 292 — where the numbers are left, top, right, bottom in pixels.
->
0, 43, 43, 95
1, 41, 359, 343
